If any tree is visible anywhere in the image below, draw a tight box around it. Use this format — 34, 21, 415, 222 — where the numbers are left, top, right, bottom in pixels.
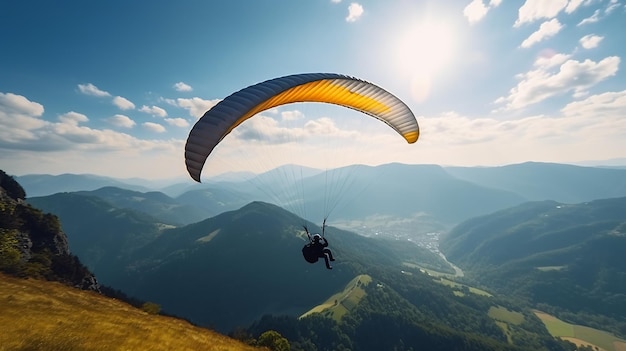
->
257, 330, 290, 351
0, 170, 26, 200
141, 302, 161, 315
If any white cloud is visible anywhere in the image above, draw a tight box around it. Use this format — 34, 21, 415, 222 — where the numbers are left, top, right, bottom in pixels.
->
173, 82, 193, 92
58, 111, 89, 125
463, 0, 501, 24
579, 34, 604, 49
331, 0, 341, 3
176, 97, 219, 118
6, 90, 626, 180
346, 3, 364, 22
0, 92, 44, 117
407, 97, 626, 166
495, 56, 620, 110
514, 0, 568, 27
565, 0, 587, 14
0, 93, 47, 145
304, 117, 337, 135
463, 0, 489, 24
0, 94, 185, 179
578, 9, 600, 25
304, 117, 357, 138
231, 114, 358, 146
520, 19, 563, 48
534, 53, 571, 69
113, 96, 135, 110
142, 122, 166, 133
164, 117, 190, 128
605, 0, 621, 14
139, 105, 168, 117
0, 94, 168, 153
108, 114, 136, 128
561, 90, 626, 117
281, 110, 305, 121
575, 1, 619, 26
78, 83, 111, 97
234, 116, 302, 144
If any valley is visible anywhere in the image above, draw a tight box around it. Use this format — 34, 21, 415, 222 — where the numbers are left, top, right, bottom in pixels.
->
4, 162, 626, 351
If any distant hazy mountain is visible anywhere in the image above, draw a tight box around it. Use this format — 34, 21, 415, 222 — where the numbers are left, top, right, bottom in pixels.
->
444, 162, 626, 203
174, 186, 254, 219
308, 163, 526, 224
222, 163, 526, 226
19, 162, 626, 229
74, 186, 210, 226
130, 164, 322, 198
16, 173, 153, 197
27, 192, 164, 281
440, 196, 626, 322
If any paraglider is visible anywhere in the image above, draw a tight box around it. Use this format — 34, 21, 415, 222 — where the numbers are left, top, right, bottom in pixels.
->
302, 220, 335, 269
185, 72, 419, 183
184, 73, 419, 268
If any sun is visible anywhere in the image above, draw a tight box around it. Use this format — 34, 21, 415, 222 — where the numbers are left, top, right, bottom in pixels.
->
393, 19, 458, 102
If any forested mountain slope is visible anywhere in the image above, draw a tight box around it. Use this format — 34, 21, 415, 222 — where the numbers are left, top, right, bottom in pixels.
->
440, 197, 626, 335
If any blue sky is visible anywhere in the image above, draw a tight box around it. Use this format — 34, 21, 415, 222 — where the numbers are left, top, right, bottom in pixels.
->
1, 0, 625, 180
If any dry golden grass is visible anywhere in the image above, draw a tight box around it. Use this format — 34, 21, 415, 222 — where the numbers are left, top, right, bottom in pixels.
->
0, 273, 263, 351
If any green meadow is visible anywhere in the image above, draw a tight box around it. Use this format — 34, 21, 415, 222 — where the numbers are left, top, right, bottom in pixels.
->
435, 277, 493, 297
300, 274, 372, 322
488, 306, 525, 343
534, 310, 626, 351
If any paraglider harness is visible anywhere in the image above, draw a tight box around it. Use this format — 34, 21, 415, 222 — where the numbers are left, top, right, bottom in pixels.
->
302, 219, 328, 264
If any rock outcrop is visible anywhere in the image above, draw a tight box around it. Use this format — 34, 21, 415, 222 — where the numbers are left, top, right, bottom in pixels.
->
0, 170, 100, 292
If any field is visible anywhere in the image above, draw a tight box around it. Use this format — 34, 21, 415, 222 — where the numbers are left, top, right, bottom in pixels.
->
299, 274, 372, 322
403, 262, 452, 278
435, 277, 493, 297
534, 310, 626, 351
401, 262, 491, 297
488, 306, 525, 343
535, 265, 567, 271
0, 273, 260, 351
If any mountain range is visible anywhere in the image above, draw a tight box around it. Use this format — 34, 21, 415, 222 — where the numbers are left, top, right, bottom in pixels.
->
26, 193, 452, 332
445, 161, 626, 203
17, 162, 626, 228
440, 196, 626, 335
7, 162, 626, 350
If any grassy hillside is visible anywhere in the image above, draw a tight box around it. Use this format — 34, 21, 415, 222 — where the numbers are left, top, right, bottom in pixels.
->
0, 273, 261, 351
299, 274, 372, 321
534, 310, 626, 351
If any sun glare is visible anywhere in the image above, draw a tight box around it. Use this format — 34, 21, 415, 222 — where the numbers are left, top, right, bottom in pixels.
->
394, 19, 457, 103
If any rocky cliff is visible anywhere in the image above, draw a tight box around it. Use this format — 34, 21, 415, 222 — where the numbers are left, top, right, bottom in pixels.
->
0, 170, 99, 291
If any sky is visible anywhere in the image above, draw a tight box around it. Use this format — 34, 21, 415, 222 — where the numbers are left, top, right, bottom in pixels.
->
1, 0, 626, 181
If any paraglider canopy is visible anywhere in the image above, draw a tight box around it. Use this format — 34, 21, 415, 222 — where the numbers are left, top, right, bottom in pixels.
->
185, 73, 419, 182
